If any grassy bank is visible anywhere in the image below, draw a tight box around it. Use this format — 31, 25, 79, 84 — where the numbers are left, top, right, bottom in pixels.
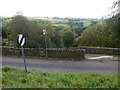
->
2, 67, 119, 88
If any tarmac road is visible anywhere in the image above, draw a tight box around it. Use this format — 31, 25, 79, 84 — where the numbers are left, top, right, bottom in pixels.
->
1, 56, 119, 73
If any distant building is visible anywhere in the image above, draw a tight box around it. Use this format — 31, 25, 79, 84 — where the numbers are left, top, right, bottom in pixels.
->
16, 11, 23, 16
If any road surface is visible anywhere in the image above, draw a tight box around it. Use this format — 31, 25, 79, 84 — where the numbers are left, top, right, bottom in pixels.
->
1, 56, 119, 73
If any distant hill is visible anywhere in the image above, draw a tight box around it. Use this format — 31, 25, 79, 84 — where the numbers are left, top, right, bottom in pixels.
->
1, 16, 100, 28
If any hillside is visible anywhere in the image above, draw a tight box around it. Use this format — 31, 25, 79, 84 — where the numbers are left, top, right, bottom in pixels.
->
1, 16, 100, 27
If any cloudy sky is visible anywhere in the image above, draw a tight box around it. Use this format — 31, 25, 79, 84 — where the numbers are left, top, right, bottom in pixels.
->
0, 0, 115, 18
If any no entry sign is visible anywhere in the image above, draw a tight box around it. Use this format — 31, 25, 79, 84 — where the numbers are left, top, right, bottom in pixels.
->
17, 34, 25, 46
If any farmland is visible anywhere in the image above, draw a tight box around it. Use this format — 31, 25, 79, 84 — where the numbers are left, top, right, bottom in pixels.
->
1, 16, 99, 28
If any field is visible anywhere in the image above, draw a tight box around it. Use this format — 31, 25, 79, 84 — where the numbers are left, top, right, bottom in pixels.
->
2, 67, 119, 88
28, 17, 69, 24
52, 24, 70, 28
35, 18, 94, 27
1, 17, 100, 28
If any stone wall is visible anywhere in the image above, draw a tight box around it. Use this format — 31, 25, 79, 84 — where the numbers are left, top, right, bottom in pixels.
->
2, 46, 119, 60
47, 48, 85, 59
2, 47, 85, 60
2, 47, 45, 57
71, 46, 120, 55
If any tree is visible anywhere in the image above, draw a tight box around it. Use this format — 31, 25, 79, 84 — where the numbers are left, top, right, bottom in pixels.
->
69, 20, 86, 36
62, 31, 74, 48
76, 1, 120, 48
7, 15, 62, 48
51, 30, 62, 48
105, 14, 120, 48
105, 0, 120, 47
90, 20, 98, 26
110, 0, 120, 17
77, 22, 113, 47
7, 15, 39, 47
38, 20, 62, 48
2, 25, 8, 38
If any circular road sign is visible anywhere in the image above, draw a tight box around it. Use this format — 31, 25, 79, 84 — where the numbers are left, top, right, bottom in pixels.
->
17, 34, 25, 46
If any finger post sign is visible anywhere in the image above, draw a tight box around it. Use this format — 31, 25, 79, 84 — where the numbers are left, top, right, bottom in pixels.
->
17, 34, 27, 72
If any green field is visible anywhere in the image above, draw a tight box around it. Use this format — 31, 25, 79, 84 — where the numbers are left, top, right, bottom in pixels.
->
52, 24, 70, 28
2, 67, 119, 88
1, 17, 100, 28
33, 18, 69, 24
82, 21, 91, 27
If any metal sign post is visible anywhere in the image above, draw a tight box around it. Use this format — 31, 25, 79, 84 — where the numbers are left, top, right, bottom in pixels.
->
17, 34, 27, 72
21, 46, 27, 72
43, 29, 48, 57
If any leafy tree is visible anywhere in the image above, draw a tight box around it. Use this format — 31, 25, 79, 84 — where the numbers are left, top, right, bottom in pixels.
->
69, 20, 86, 36
6, 15, 62, 48
77, 22, 113, 47
76, 1, 120, 48
2, 25, 8, 38
38, 20, 62, 48
53, 26, 64, 31
62, 31, 74, 48
105, 0, 120, 47
77, 17, 120, 48
110, 0, 120, 17
90, 20, 98, 26
105, 15, 120, 48
7, 15, 39, 47
51, 30, 62, 48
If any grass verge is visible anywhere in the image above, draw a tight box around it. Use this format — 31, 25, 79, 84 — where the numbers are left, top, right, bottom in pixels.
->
2, 67, 119, 88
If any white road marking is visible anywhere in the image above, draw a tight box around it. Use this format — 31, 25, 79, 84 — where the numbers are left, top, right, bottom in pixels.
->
88, 56, 113, 59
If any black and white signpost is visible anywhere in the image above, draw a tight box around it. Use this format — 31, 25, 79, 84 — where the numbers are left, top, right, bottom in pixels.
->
17, 34, 27, 72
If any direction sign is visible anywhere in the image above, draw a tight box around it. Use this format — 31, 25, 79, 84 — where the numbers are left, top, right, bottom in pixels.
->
17, 34, 25, 46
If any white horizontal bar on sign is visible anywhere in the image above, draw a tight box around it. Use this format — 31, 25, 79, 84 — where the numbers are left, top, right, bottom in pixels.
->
88, 56, 113, 59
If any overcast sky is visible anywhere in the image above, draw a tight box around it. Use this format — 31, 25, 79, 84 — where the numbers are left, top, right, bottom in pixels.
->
0, 0, 115, 18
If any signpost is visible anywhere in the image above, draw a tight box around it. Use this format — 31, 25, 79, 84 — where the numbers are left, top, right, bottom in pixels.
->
17, 34, 27, 72
43, 29, 48, 57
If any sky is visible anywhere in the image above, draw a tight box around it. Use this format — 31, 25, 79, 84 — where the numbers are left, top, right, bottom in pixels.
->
0, 0, 115, 19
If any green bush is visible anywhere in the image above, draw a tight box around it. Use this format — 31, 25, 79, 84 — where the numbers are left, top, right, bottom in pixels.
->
2, 67, 16, 72
62, 31, 74, 48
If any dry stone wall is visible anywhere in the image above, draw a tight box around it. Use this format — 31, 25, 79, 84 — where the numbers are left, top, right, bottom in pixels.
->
2, 47, 85, 60
78, 46, 120, 55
